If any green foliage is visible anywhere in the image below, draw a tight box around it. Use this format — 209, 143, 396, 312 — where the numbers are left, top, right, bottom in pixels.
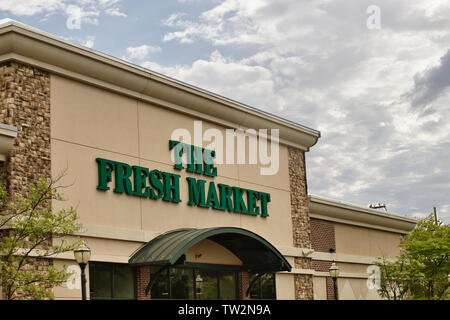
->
0, 177, 83, 300
374, 216, 450, 300
374, 255, 411, 300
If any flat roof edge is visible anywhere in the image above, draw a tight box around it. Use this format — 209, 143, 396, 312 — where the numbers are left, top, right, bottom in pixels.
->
308, 195, 417, 233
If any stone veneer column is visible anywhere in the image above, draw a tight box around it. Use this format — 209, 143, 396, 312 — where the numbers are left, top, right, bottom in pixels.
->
288, 147, 314, 300
0, 61, 51, 194
0, 61, 52, 299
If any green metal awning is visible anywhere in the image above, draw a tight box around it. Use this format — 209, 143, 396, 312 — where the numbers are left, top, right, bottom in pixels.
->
128, 227, 292, 273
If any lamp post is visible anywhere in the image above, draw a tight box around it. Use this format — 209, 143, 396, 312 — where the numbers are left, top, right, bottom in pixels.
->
329, 262, 340, 300
195, 273, 203, 298
74, 241, 91, 300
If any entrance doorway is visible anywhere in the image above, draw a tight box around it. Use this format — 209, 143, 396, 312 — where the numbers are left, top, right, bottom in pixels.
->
150, 266, 238, 300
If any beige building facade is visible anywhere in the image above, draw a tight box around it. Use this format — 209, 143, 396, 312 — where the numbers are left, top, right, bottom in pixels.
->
309, 196, 416, 300
0, 20, 416, 300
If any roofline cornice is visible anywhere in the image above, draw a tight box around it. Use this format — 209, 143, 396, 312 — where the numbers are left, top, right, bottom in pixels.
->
308, 195, 417, 234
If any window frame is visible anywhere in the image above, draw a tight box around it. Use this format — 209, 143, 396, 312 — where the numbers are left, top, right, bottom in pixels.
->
248, 272, 277, 300
89, 262, 137, 300
149, 265, 239, 300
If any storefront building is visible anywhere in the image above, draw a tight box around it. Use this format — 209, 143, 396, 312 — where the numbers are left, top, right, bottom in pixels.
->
0, 20, 416, 300
308, 196, 416, 299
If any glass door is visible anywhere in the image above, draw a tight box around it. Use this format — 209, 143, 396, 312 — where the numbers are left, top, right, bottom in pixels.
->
150, 266, 238, 300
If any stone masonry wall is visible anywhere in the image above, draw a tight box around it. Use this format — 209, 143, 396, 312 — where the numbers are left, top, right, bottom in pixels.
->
288, 147, 313, 300
0, 61, 52, 299
0, 61, 51, 195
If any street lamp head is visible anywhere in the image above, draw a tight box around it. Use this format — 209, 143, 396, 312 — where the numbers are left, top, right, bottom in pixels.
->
74, 240, 91, 265
329, 262, 340, 278
195, 274, 203, 293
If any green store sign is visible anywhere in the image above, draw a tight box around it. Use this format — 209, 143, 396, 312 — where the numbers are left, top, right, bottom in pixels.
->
96, 140, 271, 217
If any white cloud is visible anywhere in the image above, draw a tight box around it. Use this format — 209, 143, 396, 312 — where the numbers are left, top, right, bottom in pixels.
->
126, 45, 162, 61
81, 35, 95, 48
105, 7, 126, 17
65, 4, 100, 27
141, 50, 283, 112
0, 0, 64, 16
437, 204, 450, 224
58, 34, 95, 49
410, 49, 450, 109
0, 0, 127, 26
157, 0, 450, 219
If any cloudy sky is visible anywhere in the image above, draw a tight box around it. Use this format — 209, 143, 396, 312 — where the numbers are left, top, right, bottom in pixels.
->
1, 0, 449, 223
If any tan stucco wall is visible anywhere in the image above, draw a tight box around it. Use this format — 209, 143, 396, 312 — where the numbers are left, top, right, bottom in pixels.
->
275, 273, 296, 300
337, 277, 380, 300
312, 220, 407, 300
185, 239, 243, 265
311, 222, 404, 300
53, 259, 89, 300
50, 74, 292, 242
313, 277, 327, 300
334, 223, 403, 258
50, 74, 296, 298
336, 262, 373, 274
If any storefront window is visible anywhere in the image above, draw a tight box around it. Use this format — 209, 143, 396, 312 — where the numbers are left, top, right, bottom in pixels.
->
195, 269, 218, 300
150, 267, 170, 299
219, 271, 237, 300
89, 263, 136, 300
114, 264, 136, 299
171, 268, 194, 299
249, 273, 276, 299
150, 267, 237, 300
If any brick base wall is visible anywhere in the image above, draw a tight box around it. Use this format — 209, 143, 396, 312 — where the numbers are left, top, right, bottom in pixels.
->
326, 277, 337, 300
310, 218, 336, 253
310, 219, 337, 300
238, 271, 250, 300
136, 266, 151, 300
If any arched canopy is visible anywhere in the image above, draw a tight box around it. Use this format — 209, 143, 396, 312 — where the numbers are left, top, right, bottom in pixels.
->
128, 227, 291, 273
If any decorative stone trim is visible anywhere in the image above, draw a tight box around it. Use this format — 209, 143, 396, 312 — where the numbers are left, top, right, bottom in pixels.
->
0, 61, 51, 299
0, 61, 51, 197
294, 274, 314, 300
288, 147, 314, 300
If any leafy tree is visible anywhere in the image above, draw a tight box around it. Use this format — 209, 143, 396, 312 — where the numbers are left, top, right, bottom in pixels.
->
374, 255, 411, 300
374, 216, 450, 300
0, 177, 82, 300
402, 217, 450, 299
